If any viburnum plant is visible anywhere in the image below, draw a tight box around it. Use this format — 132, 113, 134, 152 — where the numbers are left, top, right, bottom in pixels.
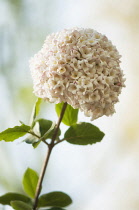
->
0, 28, 125, 210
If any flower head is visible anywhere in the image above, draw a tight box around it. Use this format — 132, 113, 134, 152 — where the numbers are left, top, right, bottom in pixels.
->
30, 28, 125, 120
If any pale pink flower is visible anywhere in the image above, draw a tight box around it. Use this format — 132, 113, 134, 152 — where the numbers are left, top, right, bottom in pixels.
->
30, 28, 125, 120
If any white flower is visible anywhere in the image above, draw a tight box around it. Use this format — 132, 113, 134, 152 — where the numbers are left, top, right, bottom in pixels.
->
30, 27, 125, 120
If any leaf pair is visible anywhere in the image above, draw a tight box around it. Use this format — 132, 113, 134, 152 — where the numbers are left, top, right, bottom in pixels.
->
23, 168, 72, 208
56, 103, 105, 145
11, 202, 65, 210
0, 168, 38, 209
10, 193, 70, 210
0, 100, 105, 146
22, 168, 72, 209
0, 168, 72, 210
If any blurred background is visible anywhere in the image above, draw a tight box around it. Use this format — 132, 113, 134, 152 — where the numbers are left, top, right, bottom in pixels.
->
0, 0, 139, 209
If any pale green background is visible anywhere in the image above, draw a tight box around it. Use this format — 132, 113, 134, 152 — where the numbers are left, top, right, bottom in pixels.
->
0, 0, 139, 209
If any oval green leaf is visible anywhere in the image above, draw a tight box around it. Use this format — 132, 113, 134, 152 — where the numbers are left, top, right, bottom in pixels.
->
55, 102, 78, 126
0, 193, 31, 206
36, 119, 60, 139
22, 168, 39, 198
38, 191, 72, 208
0, 124, 30, 142
64, 122, 105, 145
30, 98, 42, 127
11, 201, 32, 210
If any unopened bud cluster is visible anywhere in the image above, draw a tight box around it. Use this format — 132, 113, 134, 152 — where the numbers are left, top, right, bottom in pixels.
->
30, 28, 125, 119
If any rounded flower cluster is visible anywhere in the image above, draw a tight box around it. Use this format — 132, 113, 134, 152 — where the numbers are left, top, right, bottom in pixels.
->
30, 28, 125, 120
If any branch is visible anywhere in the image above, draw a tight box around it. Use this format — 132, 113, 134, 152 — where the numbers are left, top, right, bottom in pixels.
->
33, 102, 67, 210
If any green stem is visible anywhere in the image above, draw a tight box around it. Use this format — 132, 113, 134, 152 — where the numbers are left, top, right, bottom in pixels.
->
33, 102, 67, 210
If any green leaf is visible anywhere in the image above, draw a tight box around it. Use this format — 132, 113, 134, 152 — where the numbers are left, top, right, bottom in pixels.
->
32, 140, 41, 148
11, 201, 32, 210
36, 119, 60, 139
0, 124, 31, 142
32, 120, 56, 148
30, 98, 42, 127
38, 191, 72, 208
22, 168, 39, 198
55, 102, 78, 126
64, 122, 105, 145
42, 121, 56, 139
0, 193, 31, 206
